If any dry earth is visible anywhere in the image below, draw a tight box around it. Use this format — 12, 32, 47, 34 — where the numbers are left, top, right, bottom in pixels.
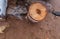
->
0, 0, 60, 39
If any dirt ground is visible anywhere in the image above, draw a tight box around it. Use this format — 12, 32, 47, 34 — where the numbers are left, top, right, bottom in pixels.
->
0, 0, 60, 39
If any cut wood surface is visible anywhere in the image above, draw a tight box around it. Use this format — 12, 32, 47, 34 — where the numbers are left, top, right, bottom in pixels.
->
0, 0, 60, 39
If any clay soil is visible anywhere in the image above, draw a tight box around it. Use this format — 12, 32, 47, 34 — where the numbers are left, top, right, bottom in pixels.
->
0, 0, 60, 39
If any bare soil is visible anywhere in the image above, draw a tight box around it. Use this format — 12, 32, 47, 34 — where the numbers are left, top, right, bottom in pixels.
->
0, 0, 60, 39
